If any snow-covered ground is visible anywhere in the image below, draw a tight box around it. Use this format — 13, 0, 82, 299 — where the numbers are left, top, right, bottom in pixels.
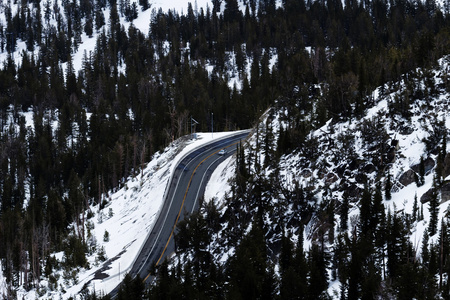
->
9, 130, 245, 299
1, 0, 450, 298
0, 1, 276, 298
244, 57, 450, 297
203, 55, 450, 298
0, 0, 282, 75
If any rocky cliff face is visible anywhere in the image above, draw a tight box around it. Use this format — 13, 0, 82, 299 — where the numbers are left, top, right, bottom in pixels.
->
242, 55, 450, 248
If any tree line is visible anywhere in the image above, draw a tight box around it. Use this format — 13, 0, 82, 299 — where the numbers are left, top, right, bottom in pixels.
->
108, 119, 450, 299
1, 0, 450, 297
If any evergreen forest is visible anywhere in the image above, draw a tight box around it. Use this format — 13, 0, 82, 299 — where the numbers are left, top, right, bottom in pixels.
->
1, 0, 450, 298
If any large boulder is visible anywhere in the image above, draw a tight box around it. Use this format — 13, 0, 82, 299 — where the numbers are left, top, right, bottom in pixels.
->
420, 182, 450, 204
420, 188, 435, 204
391, 181, 403, 193
300, 169, 312, 178
411, 157, 435, 175
364, 163, 377, 174
398, 169, 417, 187
440, 181, 450, 203
444, 153, 450, 178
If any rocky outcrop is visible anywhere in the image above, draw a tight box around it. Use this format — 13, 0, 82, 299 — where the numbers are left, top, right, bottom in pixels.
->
444, 153, 450, 178
420, 188, 435, 204
339, 183, 363, 202
420, 181, 450, 204
364, 163, 376, 174
411, 157, 435, 175
391, 181, 403, 193
398, 169, 417, 187
324, 173, 338, 186
440, 182, 450, 203
386, 148, 396, 164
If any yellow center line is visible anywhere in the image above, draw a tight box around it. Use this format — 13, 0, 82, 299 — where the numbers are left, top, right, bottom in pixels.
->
143, 141, 239, 283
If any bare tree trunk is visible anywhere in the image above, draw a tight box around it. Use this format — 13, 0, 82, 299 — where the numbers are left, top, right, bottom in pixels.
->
176, 110, 189, 138
32, 226, 40, 286
140, 142, 146, 178
98, 176, 101, 206
133, 135, 138, 175
116, 142, 124, 185
169, 104, 176, 142
82, 191, 88, 245
164, 127, 172, 145
147, 132, 153, 159
440, 222, 444, 289
20, 241, 26, 288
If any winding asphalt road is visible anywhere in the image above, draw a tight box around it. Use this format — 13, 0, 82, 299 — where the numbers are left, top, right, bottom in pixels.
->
109, 131, 250, 296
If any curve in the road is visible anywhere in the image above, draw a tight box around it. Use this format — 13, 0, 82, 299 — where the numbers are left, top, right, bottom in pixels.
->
143, 137, 245, 282
152, 139, 241, 276
109, 131, 250, 297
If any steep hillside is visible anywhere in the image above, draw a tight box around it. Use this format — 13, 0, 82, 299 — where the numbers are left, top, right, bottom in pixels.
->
0, 131, 243, 299
157, 55, 450, 299
1, 0, 450, 299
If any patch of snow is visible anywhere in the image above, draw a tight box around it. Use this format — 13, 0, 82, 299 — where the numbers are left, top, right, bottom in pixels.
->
16, 130, 246, 299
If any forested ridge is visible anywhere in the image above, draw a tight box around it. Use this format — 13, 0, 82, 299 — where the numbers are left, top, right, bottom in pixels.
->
1, 0, 450, 298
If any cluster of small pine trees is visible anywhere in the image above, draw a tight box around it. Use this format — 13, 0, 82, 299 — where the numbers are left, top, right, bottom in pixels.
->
114, 143, 450, 299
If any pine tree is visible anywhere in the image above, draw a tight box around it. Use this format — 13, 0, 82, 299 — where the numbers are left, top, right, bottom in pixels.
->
419, 156, 425, 186
308, 243, 329, 299
294, 225, 308, 297
422, 230, 430, 266
385, 171, 392, 200
428, 177, 439, 236
263, 118, 274, 168
150, 259, 174, 299
359, 186, 372, 237
95, 4, 106, 31
280, 232, 305, 299
118, 274, 145, 300
438, 219, 447, 289
224, 0, 241, 24
279, 233, 293, 276
373, 184, 387, 261
347, 233, 361, 300
227, 223, 268, 299
139, 0, 150, 10
412, 193, 419, 222
386, 209, 409, 280
85, 17, 94, 37
395, 262, 419, 299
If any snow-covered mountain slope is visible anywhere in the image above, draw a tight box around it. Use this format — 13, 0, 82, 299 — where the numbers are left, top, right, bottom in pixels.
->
0, 0, 214, 70
1, 131, 243, 299
200, 55, 450, 297
0, 0, 281, 73
1, 0, 449, 298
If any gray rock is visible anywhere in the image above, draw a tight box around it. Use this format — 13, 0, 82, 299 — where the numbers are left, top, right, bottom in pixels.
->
324, 173, 338, 186
444, 153, 450, 178
386, 148, 396, 164
421, 181, 450, 204
420, 188, 435, 204
411, 157, 435, 175
440, 181, 450, 203
364, 163, 377, 174
391, 181, 403, 193
398, 169, 417, 187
